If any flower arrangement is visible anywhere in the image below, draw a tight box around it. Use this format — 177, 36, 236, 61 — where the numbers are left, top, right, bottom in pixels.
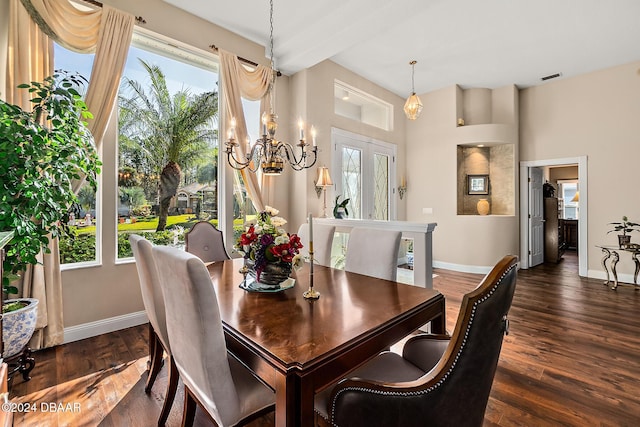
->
235, 206, 303, 282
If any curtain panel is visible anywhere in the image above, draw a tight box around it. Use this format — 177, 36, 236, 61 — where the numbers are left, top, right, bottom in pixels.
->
219, 49, 274, 212
8, 0, 134, 350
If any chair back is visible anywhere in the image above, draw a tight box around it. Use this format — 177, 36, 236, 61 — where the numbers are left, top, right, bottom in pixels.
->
345, 227, 402, 281
297, 222, 336, 267
327, 255, 518, 427
422, 255, 517, 424
129, 234, 170, 352
152, 245, 241, 427
185, 221, 229, 263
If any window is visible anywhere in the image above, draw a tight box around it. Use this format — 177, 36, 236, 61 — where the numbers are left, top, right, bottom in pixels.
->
334, 80, 393, 131
116, 29, 219, 258
54, 44, 99, 267
559, 180, 579, 219
332, 128, 397, 220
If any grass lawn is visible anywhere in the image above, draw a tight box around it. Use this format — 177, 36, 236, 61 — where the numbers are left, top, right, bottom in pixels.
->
72, 214, 253, 234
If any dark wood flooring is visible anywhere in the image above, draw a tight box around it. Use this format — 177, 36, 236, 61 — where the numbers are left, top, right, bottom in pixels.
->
9, 251, 640, 426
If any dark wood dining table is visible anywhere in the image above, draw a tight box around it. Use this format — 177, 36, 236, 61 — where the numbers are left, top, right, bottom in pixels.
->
207, 258, 446, 427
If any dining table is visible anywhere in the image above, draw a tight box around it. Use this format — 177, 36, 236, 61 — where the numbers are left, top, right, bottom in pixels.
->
207, 258, 446, 427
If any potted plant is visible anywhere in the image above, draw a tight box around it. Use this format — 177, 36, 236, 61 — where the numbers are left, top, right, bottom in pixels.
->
333, 195, 350, 219
0, 71, 101, 365
607, 216, 640, 248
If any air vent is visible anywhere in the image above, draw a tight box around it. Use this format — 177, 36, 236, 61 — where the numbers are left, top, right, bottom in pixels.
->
541, 72, 562, 81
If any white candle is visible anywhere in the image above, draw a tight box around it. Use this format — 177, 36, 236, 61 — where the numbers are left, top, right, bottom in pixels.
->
229, 117, 236, 140
299, 119, 305, 141
261, 113, 267, 135
311, 126, 317, 146
401, 176, 406, 187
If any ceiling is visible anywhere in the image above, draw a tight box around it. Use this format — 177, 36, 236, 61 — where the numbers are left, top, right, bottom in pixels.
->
163, 0, 640, 98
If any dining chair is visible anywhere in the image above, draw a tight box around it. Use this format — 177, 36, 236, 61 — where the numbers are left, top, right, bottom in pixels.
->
344, 227, 402, 281
315, 255, 518, 427
297, 222, 336, 267
152, 246, 275, 427
129, 234, 178, 426
184, 221, 230, 263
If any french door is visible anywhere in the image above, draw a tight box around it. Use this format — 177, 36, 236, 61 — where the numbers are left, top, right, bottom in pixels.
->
331, 128, 397, 220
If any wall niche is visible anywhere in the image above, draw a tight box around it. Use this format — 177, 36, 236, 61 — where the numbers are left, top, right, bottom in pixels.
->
457, 144, 515, 215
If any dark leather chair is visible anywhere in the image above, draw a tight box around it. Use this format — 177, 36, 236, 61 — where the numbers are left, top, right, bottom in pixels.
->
315, 255, 518, 427
184, 221, 229, 263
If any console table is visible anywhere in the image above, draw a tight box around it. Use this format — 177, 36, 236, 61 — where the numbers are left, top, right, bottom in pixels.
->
596, 245, 640, 290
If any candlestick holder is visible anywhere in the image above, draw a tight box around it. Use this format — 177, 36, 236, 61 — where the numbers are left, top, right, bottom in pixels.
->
303, 249, 320, 299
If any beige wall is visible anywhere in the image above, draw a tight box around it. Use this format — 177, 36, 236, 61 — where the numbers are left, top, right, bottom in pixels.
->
406, 85, 520, 271
287, 60, 408, 230
520, 60, 640, 277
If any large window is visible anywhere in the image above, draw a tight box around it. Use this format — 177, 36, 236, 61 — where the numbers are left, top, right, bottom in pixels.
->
116, 30, 219, 259
54, 44, 99, 266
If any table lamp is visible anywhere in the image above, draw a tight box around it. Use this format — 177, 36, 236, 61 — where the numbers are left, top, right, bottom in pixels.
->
315, 166, 333, 218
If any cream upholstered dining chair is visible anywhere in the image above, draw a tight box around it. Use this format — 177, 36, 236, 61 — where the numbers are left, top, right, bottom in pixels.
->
344, 227, 402, 281
152, 246, 275, 427
129, 234, 178, 426
297, 222, 336, 267
315, 255, 518, 427
184, 221, 230, 263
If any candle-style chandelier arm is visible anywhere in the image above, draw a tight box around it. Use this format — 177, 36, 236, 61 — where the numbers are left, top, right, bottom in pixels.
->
225, 138, 263, 173
278, 140, 318, 171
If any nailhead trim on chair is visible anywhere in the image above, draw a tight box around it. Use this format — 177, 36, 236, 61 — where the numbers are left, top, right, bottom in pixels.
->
323, 263, 517, 426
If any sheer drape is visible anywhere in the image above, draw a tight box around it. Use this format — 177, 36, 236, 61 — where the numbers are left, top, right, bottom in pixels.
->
6, 0, 134, 349
219, 49, 273, 212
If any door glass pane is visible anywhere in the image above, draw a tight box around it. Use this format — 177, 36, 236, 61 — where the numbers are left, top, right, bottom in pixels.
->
373, 153, 389, 220
341, 147, 361, 219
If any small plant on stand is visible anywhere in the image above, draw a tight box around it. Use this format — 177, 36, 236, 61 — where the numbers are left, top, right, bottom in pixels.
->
607, 216, 640, 248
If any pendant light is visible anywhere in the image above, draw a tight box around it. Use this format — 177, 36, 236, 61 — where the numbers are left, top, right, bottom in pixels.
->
404, 60, 423, 120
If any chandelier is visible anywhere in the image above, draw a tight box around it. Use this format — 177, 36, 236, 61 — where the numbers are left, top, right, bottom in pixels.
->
404, 60, 423, 120
225, 0, 317, 176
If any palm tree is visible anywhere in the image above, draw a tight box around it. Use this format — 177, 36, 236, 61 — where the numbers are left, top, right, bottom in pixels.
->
119, 59, 218, 230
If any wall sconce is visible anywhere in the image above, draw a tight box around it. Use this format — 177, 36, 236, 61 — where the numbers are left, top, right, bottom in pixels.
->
314, 166, 333, 217
398, 176, 407, 200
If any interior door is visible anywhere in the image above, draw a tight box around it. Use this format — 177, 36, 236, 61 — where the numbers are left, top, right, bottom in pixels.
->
529, 167, 544, 266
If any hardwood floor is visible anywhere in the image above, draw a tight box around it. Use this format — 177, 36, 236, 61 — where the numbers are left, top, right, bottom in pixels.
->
9, 251, 640, 426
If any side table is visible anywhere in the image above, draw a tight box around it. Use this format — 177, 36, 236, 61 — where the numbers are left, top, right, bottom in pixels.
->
597, 245, 640, 290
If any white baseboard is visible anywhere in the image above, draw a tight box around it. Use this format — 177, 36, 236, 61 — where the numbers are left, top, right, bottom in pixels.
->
63, 311, 149, 344
433, 260, 493, 275
586, 269, 637, 287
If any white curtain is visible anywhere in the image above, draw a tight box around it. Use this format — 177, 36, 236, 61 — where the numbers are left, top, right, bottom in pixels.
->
7, 0, 134, 349
219, 49, 274, 212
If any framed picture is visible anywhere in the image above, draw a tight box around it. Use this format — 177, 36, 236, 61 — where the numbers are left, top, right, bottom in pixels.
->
467, 174, 489, 195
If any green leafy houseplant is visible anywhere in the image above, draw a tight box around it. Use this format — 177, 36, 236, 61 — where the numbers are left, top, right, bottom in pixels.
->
607, 216, 640, 248
333, 195, 350, 219
0, 71, 102, 296
607, 216, 640, 236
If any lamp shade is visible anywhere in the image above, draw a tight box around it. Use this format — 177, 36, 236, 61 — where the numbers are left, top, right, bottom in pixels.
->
316, 167, 333, 187
571, 191, 579, 202
404, 93, 423, 120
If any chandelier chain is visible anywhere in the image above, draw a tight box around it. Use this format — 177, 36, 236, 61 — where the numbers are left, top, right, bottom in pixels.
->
410, 60, 417, 94
269, 0, 276, 113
